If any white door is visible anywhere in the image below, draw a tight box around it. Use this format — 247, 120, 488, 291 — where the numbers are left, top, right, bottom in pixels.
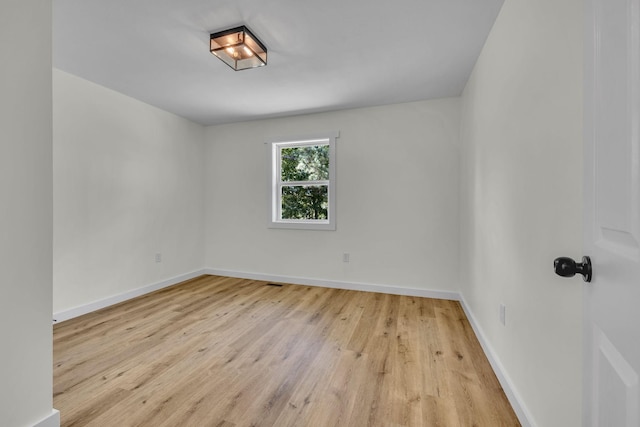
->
583, 0, 640, 425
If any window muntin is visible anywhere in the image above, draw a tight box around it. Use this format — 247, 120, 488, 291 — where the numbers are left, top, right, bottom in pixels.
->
268, 133, 337, 230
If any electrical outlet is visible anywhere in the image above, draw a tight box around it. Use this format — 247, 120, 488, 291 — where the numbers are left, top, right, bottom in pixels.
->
499, 304, 506, 326
343, 253, 350, 263
155, 253, 162, 263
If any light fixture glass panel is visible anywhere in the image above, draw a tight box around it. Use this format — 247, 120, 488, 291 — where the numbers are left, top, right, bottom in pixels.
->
210, 25, 267, 71
243, 34, 267, 64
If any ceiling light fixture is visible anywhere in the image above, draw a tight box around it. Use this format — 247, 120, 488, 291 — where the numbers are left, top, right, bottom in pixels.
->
210, 25, 267, 71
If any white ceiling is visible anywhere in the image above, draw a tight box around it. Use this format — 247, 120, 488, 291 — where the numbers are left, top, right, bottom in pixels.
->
53, 0, 504, 126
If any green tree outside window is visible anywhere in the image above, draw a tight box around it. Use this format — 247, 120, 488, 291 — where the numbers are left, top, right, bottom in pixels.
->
280, 145, 329, 220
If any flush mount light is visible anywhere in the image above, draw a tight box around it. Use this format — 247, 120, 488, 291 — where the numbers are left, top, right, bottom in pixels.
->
209, 25, 267, 71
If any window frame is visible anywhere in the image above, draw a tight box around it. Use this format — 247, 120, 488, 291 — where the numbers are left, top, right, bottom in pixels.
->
267, 131, 338, 230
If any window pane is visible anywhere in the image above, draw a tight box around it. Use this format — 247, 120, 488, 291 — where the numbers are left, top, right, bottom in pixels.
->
281, 185, 328, 220
281, 145, 329, 182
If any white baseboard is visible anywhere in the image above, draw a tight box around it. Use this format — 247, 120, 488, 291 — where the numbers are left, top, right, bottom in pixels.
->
204, 268, 460, 301
32, 409, 60, 427
459, 296, 536, 427
53, 269, 207, 323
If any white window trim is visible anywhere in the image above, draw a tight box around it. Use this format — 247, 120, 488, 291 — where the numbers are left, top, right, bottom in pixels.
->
266, 131, 338, 230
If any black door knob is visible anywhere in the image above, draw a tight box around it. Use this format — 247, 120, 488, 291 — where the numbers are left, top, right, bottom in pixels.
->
554, 256, 592, 282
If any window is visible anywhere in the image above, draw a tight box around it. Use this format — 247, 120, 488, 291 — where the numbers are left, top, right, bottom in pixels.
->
268, 132, 338, 230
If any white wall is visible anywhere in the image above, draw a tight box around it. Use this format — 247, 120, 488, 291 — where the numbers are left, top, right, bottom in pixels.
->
459, 0, 583, 426
204, 99, 460, 293
53, 69, 205, 314
0, 1, 56, 426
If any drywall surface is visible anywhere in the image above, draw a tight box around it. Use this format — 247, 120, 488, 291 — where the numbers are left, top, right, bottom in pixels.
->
53, 69, 205, 314
0, 0, 55, 425
459, 0, 583, 425
204, 99, 460, 293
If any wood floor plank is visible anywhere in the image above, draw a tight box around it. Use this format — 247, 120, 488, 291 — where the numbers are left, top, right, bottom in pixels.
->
54, 275, 520, 426
390, 296, 427, 426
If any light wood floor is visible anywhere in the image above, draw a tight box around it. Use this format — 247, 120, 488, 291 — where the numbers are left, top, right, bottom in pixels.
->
53, 275, 520, 426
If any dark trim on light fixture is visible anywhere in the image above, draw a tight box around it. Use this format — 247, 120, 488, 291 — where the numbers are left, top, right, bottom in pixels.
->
210, 25, 267, 71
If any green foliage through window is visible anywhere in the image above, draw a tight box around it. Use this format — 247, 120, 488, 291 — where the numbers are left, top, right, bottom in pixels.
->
280, 145, 329, 220
282, 186, 328, 220
281, 145, 329, 181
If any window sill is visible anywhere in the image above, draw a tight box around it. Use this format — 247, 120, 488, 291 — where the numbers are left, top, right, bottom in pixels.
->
268, 220, 335, 231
